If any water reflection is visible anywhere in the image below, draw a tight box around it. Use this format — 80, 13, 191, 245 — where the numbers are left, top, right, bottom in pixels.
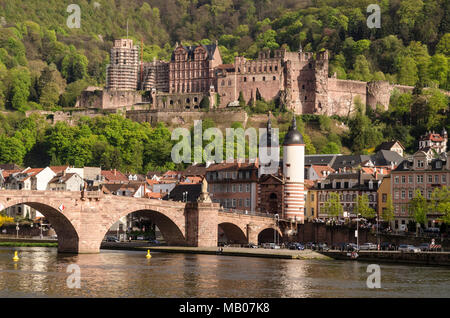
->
0, 247, 449, 298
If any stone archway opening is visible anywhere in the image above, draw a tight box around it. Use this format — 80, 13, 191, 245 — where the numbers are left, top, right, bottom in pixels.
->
103, 209, 186, 248
1, 202, 79, 253
258, 227, 282, 245
218, 222, 247, 245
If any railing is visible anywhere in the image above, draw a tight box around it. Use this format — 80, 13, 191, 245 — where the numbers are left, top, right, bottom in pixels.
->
81, 190, 103, 199
218, 207, 276, 218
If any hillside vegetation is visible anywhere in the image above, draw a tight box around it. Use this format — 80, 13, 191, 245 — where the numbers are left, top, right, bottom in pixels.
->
0, 0, 448, 170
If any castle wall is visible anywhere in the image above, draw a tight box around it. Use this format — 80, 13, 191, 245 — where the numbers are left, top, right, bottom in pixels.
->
217, 72, 283, 107
327, 78, 367, 117
76, 89, 143, 109
154, 92, 207, 110
101, 90, 143, 109
284, 52, 316, 114
126, 109, 246, 127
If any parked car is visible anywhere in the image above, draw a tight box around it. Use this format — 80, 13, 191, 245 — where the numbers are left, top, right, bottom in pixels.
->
359, 243, 378, 250
398, 244, 420, 253
288, 242, 305, 250
317, 243, 330, 251
305, 242, 317, 250
148, 239, 160, 245
106, 236, 119, 242
380, 242, 396, 251
136, 236, 144, 240
418, 243, 430, 251
245, 243, 258, 248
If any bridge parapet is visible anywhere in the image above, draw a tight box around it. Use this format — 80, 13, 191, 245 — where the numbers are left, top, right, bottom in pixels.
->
218, 208, 276, 219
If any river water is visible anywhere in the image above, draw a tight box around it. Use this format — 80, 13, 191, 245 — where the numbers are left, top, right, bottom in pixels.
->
0, 247, 449, 298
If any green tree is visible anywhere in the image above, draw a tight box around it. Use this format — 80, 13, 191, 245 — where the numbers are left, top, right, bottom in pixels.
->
356, 194, 376, 219
430, 186, 450, 225
61, 47, 88, 84
7, 66, 31, 111
428, 54, 448, 89
321, 141, 340, 154
199, 96, 210, 109
323, 192, 343, 219
0, 134, 26, 164
397, 56, 418, 86
238, 91, 245, 107
382, 195, 395, 224
409, 189, 428, 227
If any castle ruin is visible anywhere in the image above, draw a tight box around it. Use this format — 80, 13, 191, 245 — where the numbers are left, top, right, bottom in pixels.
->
76, 39, 418, 116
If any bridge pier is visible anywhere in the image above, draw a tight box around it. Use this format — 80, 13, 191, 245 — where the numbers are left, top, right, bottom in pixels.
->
246, 223, 259, 245
185, 202, 219, 247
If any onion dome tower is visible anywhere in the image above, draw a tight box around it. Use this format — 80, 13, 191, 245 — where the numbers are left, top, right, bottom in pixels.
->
282, 117, 305, 222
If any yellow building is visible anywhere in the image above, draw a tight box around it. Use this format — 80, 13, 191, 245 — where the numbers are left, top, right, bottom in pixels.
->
305, 181, 318, 221
377, 175, 392, 224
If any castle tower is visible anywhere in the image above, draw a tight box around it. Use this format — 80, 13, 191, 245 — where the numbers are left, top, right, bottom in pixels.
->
106, 39, 139, 90
282, 117, 305, 222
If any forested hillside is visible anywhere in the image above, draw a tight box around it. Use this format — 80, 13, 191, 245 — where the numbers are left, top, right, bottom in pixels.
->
0, 0, 448, 111
0, 0, 448, 171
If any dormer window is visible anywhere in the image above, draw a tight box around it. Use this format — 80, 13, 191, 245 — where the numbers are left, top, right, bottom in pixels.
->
436, 161, 442, 168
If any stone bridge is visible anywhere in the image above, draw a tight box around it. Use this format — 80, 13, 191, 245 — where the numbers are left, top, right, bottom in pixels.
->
0, 190, 280, 253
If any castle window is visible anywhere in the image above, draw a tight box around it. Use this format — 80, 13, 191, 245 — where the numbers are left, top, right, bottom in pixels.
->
264, 66, 267, 71
244, 77, 247, 82
275, 66, 278, 71
186, 98, 190, 104
238, 67, 241, 72
305, 96, 307, 100
262, 76, 265, 81
221, 80, 225, 86
194, 97, 198, 102
302, 84, 305, 90
228, 80, 231, 86
273, 76, 276, 80
254, 67, 256, 72
270, 66, 272, 72
170, 100, 173, 105
309, 63, 312, 69
252, 77, 255, 82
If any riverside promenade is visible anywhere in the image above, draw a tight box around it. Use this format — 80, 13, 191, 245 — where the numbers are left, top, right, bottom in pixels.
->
100, 242, 332, 260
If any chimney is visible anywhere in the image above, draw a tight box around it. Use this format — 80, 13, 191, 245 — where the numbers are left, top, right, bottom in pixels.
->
114, 169, 117, 176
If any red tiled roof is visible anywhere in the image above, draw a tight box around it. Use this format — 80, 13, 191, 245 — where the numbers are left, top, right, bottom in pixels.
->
206, 161, 258, 172
24, 168, 44, 176
145, 192, 163, 199
304, 179, 315, 189
101, 169, 128, 182
311, 165, 335, 177
1, 169, 20, 178
50, 166, 69, 174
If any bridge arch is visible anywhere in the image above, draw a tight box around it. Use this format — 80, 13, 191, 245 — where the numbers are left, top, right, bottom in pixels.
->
0, 199, 79, 253
98, 205, 187, 249
257, 227, 283, 245
218, 222, 247, 245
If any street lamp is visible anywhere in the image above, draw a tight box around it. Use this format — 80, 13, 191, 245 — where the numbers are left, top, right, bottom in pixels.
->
274, 214, 279, 246
16, 222, 19, 239
377, 211, 380, 250
356, 214, 361, 250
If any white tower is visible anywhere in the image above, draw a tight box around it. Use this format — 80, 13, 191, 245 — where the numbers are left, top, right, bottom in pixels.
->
282, 117, 305, 222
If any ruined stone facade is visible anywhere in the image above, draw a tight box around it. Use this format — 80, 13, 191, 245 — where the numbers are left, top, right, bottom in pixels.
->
80, 39, 429, 116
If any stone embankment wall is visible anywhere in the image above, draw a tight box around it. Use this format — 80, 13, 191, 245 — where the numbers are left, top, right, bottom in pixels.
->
297, 221, 449, 249
322, 250, 450, 266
